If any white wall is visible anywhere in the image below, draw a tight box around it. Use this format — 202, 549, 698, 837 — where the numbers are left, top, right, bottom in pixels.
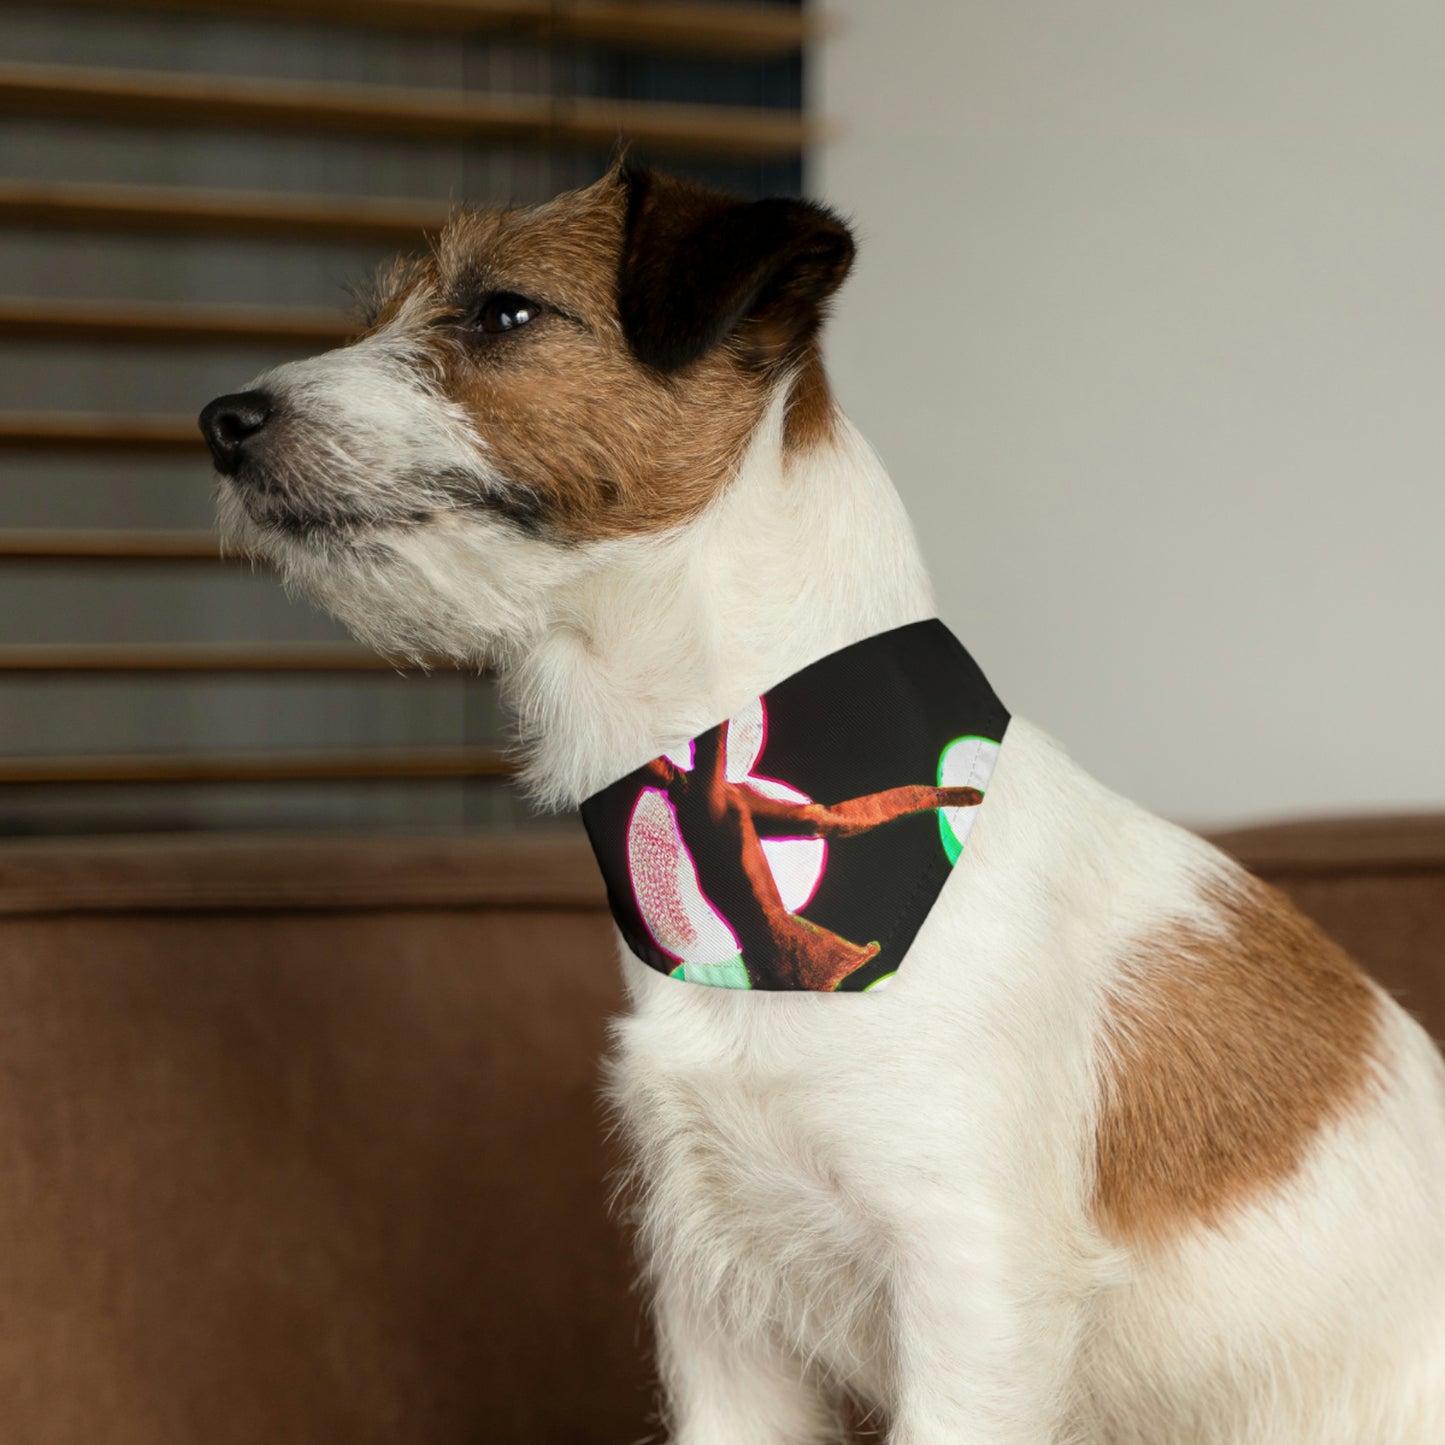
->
813, 1, 1445, 828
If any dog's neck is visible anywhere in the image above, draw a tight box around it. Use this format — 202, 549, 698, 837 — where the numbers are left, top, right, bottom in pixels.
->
506, 390, 938, 808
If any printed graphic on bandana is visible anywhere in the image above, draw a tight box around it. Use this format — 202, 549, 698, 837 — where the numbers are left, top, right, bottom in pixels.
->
626, 698, 828, 990
581, 621, 1010, 993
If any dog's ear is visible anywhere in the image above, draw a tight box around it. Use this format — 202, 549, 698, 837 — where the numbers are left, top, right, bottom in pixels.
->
617, 166, 855, 375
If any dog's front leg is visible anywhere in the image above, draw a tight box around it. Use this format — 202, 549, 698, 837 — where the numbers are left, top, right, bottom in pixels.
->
884, 1217, 1085, 1445
654, 1274, 842, 1445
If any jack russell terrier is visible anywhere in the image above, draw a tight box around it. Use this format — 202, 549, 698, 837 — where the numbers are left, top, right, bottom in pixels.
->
200, 164, 1445, 1444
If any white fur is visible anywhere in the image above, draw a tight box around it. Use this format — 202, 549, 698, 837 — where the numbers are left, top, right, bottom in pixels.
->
221, 354, 1445, 1442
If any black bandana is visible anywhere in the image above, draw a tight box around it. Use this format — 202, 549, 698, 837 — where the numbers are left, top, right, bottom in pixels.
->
580, 620, 1009, 992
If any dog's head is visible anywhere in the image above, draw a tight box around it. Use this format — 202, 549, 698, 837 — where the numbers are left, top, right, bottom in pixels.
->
200, 166, 854, 663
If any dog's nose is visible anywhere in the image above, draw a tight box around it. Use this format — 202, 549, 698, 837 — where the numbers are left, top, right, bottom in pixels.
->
199, 390, 273, 475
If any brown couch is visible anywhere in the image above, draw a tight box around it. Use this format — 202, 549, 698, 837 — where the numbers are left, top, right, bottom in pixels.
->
0, 819, 1439, 1443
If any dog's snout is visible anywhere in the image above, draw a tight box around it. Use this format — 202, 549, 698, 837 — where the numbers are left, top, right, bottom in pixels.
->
199, 390, 273, 475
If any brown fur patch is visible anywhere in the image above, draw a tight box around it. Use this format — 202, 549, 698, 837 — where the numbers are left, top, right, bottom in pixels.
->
363, 170, 846, 541
1093, 872, 1382, 1247
783, 342, 840, 453
369, 177, 769, 541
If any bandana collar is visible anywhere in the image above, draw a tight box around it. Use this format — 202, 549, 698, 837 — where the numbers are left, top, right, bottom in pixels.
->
580, 619, 1009, 992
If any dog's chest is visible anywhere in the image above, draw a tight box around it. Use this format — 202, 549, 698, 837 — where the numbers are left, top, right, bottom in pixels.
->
612, 1002, 897, 1386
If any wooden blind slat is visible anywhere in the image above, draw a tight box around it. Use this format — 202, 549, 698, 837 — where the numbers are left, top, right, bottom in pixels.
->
0, 746, 512, 784
0, 530, 228, 561
0, 412, 201, 452
0, 180, 449, 245
559, 0, 815, 57
19, 0, 815, 58
0, 297, 353, 348
0, 643, 422, 672
0, 62, 818, 161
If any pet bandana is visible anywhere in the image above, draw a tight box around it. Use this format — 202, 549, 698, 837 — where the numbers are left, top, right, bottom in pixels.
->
580, 620, 1009, 993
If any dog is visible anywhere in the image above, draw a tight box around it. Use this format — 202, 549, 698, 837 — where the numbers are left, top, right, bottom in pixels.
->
200, 163, 1445, 1443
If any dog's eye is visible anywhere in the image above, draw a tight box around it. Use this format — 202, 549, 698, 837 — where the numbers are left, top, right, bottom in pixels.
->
474, 292, 542, 335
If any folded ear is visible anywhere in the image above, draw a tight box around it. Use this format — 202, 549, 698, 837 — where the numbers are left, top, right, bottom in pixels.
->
618, 167, 855, 375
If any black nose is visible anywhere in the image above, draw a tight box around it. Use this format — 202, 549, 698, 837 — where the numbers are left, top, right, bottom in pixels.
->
199, 390, 272, 475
